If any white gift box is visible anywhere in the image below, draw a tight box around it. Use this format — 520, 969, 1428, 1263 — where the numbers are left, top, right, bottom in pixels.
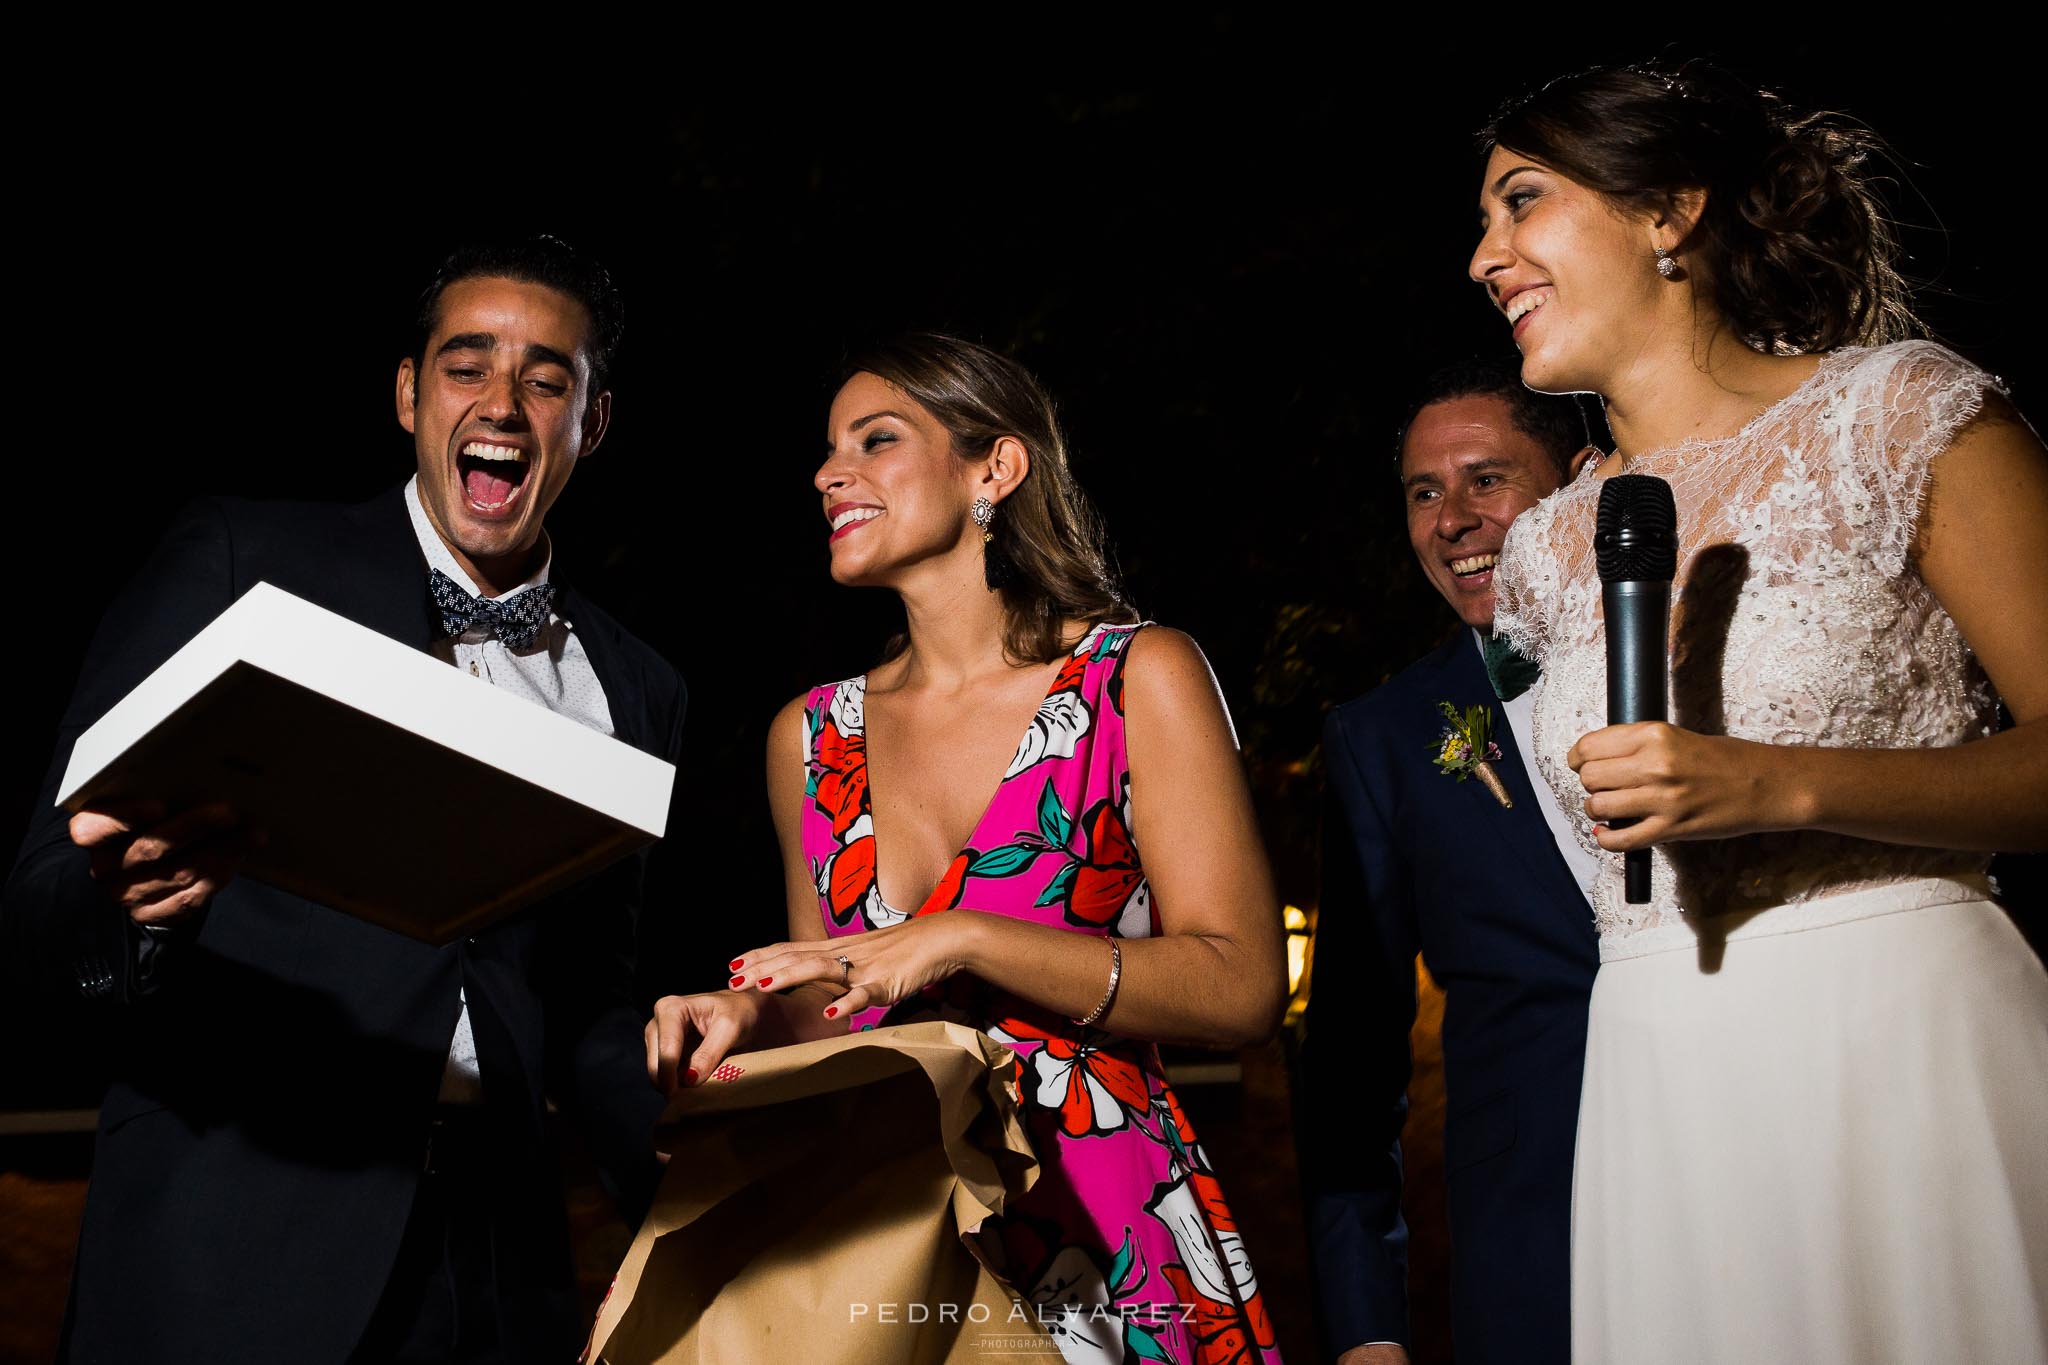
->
58, 582, 674, 944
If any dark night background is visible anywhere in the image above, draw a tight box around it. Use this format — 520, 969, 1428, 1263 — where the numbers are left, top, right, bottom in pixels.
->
3, 32, 2039, 1363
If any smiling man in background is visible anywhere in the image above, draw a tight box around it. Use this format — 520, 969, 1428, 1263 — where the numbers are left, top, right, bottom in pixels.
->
3, 236, 683, 1365
1298, 357, 1601, 1365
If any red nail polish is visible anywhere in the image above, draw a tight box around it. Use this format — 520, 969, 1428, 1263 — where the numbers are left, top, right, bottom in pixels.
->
825, 1006, 838, 1018
729, 975, 745, 988
685, 1068, 698, 1083
729, 958, 744, 970
758, 977, 774, 989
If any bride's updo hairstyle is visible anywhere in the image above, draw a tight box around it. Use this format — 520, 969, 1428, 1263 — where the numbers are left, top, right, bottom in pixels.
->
848, 333, 1138, 666
1483, 60, 1918, 355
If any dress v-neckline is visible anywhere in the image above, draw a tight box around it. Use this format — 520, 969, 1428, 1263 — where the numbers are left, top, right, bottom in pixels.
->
853, 625, 1104, 919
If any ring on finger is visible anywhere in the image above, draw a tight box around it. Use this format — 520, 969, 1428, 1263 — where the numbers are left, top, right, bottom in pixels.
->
835, 954, 853, 984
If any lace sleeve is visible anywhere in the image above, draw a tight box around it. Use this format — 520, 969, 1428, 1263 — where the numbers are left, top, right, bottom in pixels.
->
1491, 493, 1559, 664
1849, 340, 2005, 580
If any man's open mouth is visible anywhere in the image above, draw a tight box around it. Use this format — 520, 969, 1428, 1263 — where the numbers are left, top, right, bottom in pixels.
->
1452, 553, 1499, 579
458, 441, 533, 512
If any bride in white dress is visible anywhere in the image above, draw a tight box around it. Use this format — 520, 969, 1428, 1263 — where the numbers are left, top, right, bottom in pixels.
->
1471, 62, 2048, 1362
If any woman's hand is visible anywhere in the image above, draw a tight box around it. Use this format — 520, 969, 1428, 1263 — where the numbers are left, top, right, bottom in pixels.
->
644, 988, 770, 1096
1568, 722, 1806, 849
730, 914, 978, 1026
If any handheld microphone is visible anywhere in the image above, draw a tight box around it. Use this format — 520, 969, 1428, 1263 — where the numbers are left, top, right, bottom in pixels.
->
1595, 475, 1678, 905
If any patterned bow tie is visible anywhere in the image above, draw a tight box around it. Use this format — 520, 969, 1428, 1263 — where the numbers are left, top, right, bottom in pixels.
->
428, 569, 556, 651
1483, 632, 1542, 703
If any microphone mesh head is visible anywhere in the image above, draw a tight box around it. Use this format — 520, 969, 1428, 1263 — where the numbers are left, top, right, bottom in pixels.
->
1595, 474, 1678, 581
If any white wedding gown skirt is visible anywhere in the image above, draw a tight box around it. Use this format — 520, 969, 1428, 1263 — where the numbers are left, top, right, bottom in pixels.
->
1571, 878, 2048, 1364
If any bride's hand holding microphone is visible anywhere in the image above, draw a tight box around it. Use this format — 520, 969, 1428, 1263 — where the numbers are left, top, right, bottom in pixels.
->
1568, 723, 1804, 849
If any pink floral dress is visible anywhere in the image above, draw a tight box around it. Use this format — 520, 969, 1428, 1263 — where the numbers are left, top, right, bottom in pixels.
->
800, 621, 1282, 1365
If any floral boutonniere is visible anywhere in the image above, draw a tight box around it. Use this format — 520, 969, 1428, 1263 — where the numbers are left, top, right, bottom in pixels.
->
1431, 700, 1513, 808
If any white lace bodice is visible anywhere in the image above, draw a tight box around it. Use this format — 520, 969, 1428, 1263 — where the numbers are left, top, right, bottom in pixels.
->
1493, 341, 2003, 952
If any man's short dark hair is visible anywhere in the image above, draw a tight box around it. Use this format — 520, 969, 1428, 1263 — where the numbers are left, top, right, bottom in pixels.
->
413, 235, 624, 396
1395, 357, 1590, 477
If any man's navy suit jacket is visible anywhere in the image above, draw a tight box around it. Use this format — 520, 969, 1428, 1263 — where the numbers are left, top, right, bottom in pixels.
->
2, 484, 683, 1365
1299, 630, 1596, 1364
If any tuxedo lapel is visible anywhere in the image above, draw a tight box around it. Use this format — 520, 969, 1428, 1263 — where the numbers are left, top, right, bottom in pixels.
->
1424, 634, 1585, 907
341, 484, 436, 652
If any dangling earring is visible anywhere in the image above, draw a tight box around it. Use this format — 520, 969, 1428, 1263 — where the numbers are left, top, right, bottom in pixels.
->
1655, 245, 1678, 279
972, 497, 1009, 590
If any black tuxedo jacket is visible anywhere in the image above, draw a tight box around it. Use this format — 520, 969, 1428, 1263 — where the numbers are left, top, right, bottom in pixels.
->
2, 484, 682, 1365
1298, 631, 1596, 1365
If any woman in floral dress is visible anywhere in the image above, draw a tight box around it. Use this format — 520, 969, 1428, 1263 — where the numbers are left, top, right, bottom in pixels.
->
646, 333, 1288, 1364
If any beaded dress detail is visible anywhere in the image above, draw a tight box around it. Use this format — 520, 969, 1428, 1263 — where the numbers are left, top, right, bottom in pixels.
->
1491, 341, 2003, 955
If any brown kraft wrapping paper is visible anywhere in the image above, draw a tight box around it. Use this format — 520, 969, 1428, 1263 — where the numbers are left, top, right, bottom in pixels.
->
586, 1020, 1060, 1364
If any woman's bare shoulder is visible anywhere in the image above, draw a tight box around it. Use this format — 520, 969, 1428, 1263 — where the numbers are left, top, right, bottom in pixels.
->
1120, 626, 1232, 728
765, 691, 817, 783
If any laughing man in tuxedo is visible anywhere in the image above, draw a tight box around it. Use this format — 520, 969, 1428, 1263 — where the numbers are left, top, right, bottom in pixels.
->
1299, 359, 1602, 1365
3, 236, 682, 1365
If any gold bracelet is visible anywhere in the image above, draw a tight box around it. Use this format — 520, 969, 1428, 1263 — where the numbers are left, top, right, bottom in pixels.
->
1073, 937, 1122, 1027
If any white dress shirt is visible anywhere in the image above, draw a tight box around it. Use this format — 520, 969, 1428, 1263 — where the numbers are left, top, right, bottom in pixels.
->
405, 477, 615, 1102
1475, 628, 1602, 906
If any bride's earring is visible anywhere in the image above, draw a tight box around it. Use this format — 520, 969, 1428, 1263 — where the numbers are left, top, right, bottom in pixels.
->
970, 497, 995, 544
1655, 245, 1678, 280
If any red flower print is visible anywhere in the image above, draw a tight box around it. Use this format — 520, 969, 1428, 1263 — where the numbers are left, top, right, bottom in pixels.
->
823, 834, 876, 927
1031, 1035, 1154, 1139
1051, 649, 1089, 695
916, 851, 972, 917
1147, 1170, 1273, 1361
813, 719, 870, 839
1161, 1262, 1275, 1365
1157, 1084, 1209, 1173
1064, 799, 1143, 929
1188, 1170, 1241, 1239
987, 1006, 1063, 1049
